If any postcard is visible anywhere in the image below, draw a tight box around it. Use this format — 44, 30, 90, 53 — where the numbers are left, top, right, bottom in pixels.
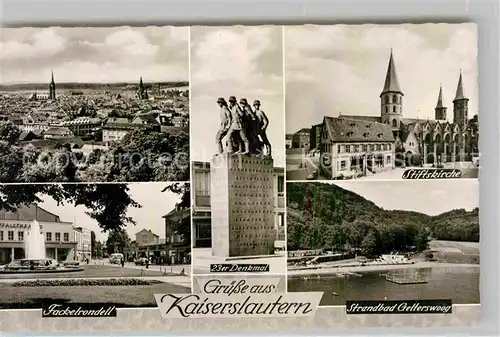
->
0, 23, 482, 334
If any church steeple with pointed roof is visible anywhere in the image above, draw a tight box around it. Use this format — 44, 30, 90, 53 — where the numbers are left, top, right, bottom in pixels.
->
453, 70, 469, 128
380, 49, 404, 131
137, 76, 148, 100
381, 49, 403, 96
49, 70, 56, 100
435, 84, 447, 120
453, 70, 466, 101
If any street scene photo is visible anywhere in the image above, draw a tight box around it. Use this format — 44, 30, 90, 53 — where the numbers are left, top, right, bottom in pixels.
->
190, 26, 286, 274
286, 180, 479, 306
285, 24, 479, 181
0, 182, 191, 309
0, 26, 189, 183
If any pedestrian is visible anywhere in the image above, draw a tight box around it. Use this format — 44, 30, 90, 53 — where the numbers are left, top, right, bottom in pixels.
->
121, 258, 125, 268
145, 257, 150, 269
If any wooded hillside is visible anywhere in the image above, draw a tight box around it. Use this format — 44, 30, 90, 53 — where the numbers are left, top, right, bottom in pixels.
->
287, 182, 479, 255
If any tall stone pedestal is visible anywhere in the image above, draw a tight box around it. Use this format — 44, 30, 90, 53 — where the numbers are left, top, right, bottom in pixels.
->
210, 153, 276, 257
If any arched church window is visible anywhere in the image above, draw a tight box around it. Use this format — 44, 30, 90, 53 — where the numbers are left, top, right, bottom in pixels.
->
385, 106, 388, 113
385, 96, 389, 104
393, 95, 398, 104
393, 106, 396, 113
392, 119, 397, 128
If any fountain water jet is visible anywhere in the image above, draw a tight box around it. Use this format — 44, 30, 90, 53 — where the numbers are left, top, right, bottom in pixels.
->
25, 219, 46, 260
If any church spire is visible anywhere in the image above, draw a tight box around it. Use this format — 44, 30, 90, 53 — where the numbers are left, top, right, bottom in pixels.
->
436, 84, 444, 108
49, 70, 56, 100
380, 49, 403, 97
452, 70, 469, 127
454, 69, 466, 101
435, 83, 447, 121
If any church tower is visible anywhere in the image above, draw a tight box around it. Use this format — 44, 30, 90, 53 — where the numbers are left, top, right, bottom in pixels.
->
380, 49, 404, 131
49, 71, 56, 100
434, 84, 447, 120
453, 70, 469, 128
137, 76, 148, 99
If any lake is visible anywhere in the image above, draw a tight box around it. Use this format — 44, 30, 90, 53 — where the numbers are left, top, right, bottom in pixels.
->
287, 266, 480, 306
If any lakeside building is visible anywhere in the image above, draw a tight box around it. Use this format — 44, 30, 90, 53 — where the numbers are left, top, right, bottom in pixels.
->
191, 161, 285, 250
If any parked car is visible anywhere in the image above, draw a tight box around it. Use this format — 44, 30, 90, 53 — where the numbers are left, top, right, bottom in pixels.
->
62, 260, 80, 267
109, 253, 124, 264
134, 257, 147, 265
6, 259, 59, 271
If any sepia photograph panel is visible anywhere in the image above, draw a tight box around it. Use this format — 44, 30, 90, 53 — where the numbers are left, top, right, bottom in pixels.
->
0, 26, 189, 183
0, 182, 191, 309
285, 24, 479, 181
190, 26, 286, 274
286, 180, 479, 306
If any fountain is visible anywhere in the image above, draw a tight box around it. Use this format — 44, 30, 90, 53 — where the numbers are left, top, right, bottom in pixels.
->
25, 220, 46, 260
0, 220, 84, 274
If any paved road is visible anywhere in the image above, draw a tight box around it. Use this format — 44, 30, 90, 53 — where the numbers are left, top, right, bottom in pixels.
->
94, 260, 191, 276
287, 155, 320, 180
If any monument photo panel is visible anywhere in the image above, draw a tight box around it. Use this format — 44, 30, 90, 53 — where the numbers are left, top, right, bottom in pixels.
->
0, 26, 190, 183
286, 179, 479, 307
190, 26, 286, 275
284, 23, 479, 181
0, 182, 191, 309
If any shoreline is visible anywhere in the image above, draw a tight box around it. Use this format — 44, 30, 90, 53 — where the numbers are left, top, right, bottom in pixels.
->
287, 261, 479, 276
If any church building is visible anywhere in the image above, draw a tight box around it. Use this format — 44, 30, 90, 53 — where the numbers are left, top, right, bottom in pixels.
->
136, 77, 149, 100
318, 50, 479, 179
29, 71, 57, 101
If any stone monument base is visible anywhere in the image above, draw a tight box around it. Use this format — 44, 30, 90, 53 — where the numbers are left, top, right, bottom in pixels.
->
210, 153, 276, 258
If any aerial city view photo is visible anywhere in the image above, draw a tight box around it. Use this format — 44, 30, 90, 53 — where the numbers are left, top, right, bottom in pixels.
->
0, 26, 190, 183
190, 26, 286, 274
0, 182, 191, 309
285, 23, 479, 181
286, 180, 479, 306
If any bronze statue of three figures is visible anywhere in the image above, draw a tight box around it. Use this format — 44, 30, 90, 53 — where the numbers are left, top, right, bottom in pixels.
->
215, 96, 272, 157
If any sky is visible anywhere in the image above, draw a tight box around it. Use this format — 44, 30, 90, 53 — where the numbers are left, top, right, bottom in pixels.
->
0, 26, 189, 84
285, 23, 478, 133
38, 183, 184, 242
332, 179, 478, 216
190, 26, 285, 166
